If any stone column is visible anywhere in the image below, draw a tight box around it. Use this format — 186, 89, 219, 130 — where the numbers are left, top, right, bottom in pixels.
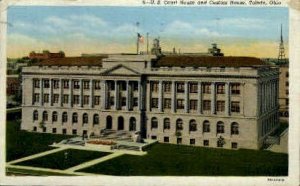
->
40, 78, 43, 106
211, 82, 216, 114
59, 78, 63, 106
80, 79, 83, 107
184, 81, 189, 113
147, 81, 151, 111
158, 80, 163, 112
197, 82, 202, 114
101, 80, 107, 110
49, 79, 53, 106
90, 79, 94, 108
126, 81, 130, 111
69, 79, 73, 107
171, 81, 176, 113
225, 82, 231, 116
138, 80, 142, 110
114, 80, 118, 110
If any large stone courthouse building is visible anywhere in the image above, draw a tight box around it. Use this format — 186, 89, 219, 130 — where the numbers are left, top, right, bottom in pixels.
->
21, 47, 280, 150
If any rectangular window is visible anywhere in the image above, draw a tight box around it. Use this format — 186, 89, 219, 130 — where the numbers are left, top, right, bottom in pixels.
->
52, 128, 57, 134
43, 94, 49, 103
286, 89, 289, 95
94, 96, 100, 105
216, 101, 225, 112
190, 100, 198, 110
63, 80, 69, 89
121, 97, 126, 107
151, 82, 159, 92
108, 81, 115, 91
33, 93, 40, 103
217, 83, 225, 94
109, 97, 114, 107
231, 83, 240, 95
151, 136, 157, 140
203, 140, 209, 146
73, 95, 80, 105
63, 94, 69, 104
286, 72, 289, 78
176, 82, 185, 93
164, 98, 171, 109
164, 137, 169, 143
53, 94, 59, 103
73, 80, 80, 89
190, 139, 196, 145
132, 82, 138, 91
285, 98, 289, 106
176, 99, 184, 109
33, 79, 40, 88
83, 80, 90, 89
232, 142, 238, 149
203, 100, 211, 111
83, 95, 89, 105
133, 97, 138, 107
72, 129, 77, 135
151, 98, 158, 108
164, 82, 171, 92
43, 79, 50, 88
189, 83, 198, 93
120, 82, 126, 91
62, 129, 67, 135
285, 81, 289, 86
202, 83, 211, 94
94, 80, 101, 90
53, 80, 59, 89
177, 138, 182, 144
231, 101, 240, 113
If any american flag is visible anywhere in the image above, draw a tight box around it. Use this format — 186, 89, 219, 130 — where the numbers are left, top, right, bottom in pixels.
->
137, 33, 144, 43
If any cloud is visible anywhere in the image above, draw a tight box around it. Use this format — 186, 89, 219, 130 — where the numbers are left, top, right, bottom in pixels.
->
217, 18, 266, 29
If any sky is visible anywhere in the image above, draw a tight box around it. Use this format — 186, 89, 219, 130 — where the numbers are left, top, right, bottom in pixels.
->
7, 6, 288, 58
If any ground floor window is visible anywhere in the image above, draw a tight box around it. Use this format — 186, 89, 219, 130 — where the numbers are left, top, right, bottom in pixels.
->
177, 138, 182, 144
42, 127, 46, 132
62, 129, 67, 135
72, 129, 77, 135
190, 139, 195, 145
203, 140, 209, 146
151, 135, 157, 140
231, 142, 238, 149
164, 137, 169, 143
217, 140, 224, 147
33, 126, 37, 132
52, 128, 57, 134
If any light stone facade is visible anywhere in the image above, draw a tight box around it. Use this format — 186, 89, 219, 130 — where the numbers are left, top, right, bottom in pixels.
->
21, 54, 280, 150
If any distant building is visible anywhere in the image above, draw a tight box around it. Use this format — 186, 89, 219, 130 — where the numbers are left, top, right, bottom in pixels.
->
278, 64, 289, 117
7, 74, 20, 96
29, 50, 65, 60
21, 53, 279, 150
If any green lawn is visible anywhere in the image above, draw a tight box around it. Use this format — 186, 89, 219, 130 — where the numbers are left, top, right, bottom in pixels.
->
79, 143, 288, 176
6, 120, 72, 162
15, 149, 110, 170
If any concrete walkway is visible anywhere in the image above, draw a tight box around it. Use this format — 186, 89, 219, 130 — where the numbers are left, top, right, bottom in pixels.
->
7, 147, 68, 165
67, 152, 124, 172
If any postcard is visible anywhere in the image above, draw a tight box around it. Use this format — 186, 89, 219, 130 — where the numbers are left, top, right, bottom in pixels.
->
0, 0, 299, 185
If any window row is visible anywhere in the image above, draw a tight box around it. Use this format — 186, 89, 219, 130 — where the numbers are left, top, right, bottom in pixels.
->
150, 82, 240, 95
106, 81, 139, 91
151, 98, 240, 113
33, 94, 101, 105
33, 110, 100, 125
150, 117, 239, 135
33, 79, 101, 90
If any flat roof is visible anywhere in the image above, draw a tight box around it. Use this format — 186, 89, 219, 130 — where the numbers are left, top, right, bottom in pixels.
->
33, 56, 107, 66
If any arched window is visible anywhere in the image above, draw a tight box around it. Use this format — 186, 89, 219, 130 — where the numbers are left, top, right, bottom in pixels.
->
217, 121, 224, 134
52, 111, 58, 122
118, 116, 124, 130
93, 114, 99, 125
42, 111, 48, 121
129, 117, 136, 131
83, 113, 88, 124
203, 120, 210, 132
231, 122, 239, 135
189, 119, 197, 132
33, 110, 38, 121
151, 117, 158, 129
176, 119, 183, 131
163, 118, 170, 130
106, 116, 112, 129
72, 113, 78, 123
62, 112, 68, 123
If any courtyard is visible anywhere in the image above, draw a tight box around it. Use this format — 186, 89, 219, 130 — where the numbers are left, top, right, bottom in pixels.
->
6, 119, 288, 176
